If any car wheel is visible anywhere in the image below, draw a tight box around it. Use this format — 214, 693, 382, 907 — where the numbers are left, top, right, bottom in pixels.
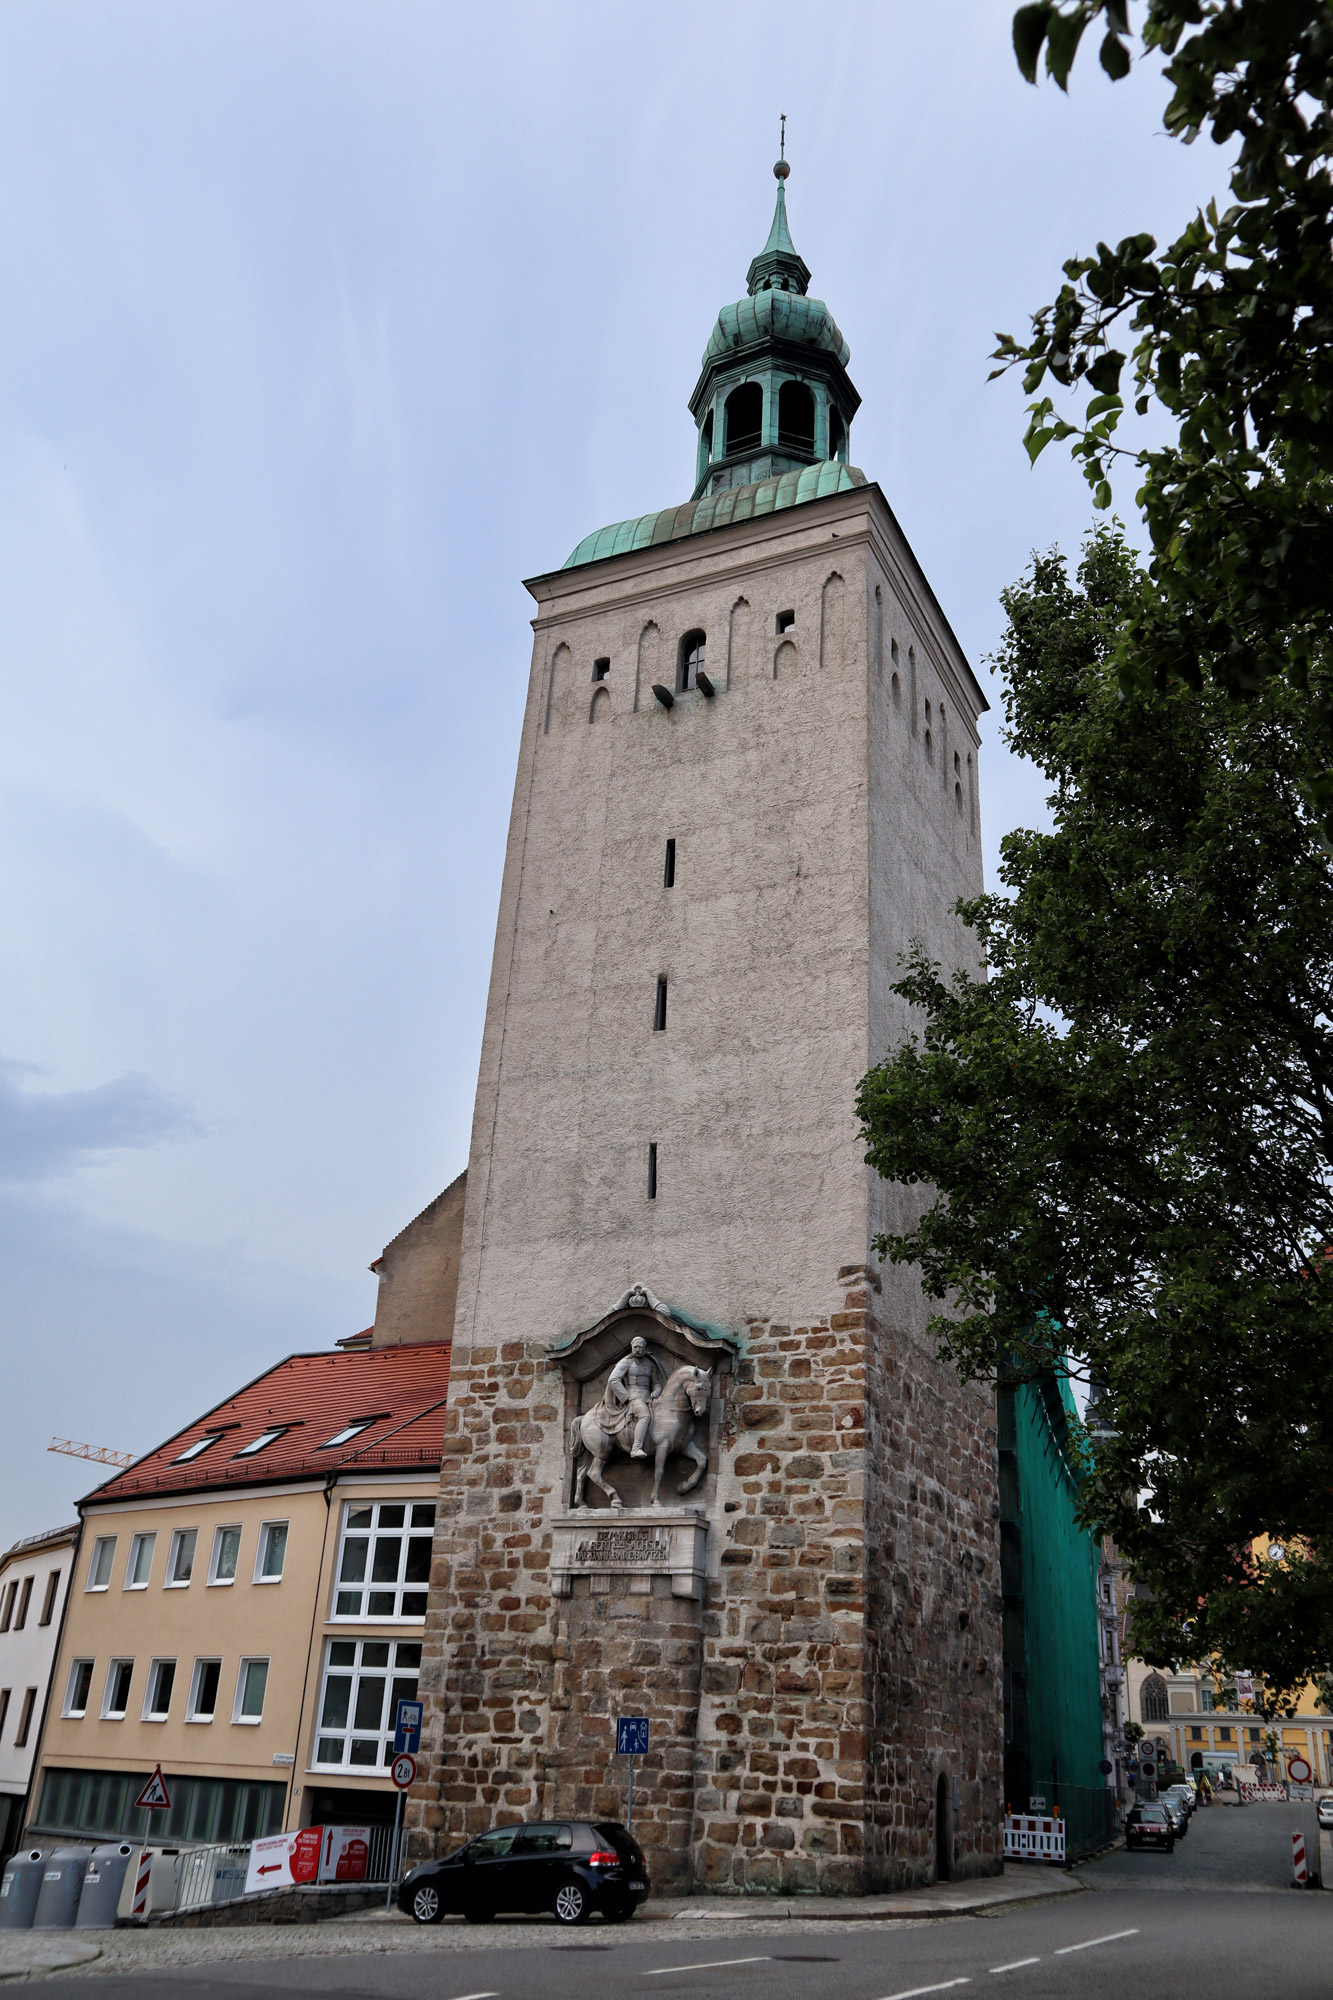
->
410, 1883, 444, 1925
554, 1881, 590, 1925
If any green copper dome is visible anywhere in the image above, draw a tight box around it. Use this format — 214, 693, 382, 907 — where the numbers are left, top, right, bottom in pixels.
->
702, 288, 850, 371
562, 461, 867, 571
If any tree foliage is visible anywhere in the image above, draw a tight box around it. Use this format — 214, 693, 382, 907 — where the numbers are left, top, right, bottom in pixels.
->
995, 3, 1333, 819
857, 527, 1333, 1704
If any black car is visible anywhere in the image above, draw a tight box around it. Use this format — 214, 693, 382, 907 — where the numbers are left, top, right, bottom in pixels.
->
399, 1820, 651, 1926
1160, 1795, 1188, 1837
1125, 1803, 1175, 1853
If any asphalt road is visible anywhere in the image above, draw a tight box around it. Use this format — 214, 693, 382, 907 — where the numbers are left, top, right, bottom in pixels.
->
35, 1804, 1333, 2000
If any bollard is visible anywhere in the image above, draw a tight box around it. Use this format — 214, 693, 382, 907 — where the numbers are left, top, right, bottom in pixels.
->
1292, 1830, 1308, 1885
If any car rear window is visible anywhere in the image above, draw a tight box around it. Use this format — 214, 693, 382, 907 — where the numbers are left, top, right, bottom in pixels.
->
594, 1823, 640, 1857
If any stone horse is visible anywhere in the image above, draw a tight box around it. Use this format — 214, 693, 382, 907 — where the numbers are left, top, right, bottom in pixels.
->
569, 1363, 712, 1508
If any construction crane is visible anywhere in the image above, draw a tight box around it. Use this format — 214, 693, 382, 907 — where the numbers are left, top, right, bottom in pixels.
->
48, 1437, 135, 1469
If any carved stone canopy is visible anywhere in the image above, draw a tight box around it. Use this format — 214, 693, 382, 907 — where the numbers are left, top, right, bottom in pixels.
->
546, 1282, 739, 1385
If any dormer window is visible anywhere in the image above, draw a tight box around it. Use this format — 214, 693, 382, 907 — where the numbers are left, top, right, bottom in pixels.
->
233, 1426, 291, 1459
173, 1435, 221, 1464
319, 1417, 385, 1450
677, 631, 706, 693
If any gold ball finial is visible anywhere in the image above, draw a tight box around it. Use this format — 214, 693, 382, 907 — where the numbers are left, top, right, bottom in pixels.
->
775, 111, 789, 177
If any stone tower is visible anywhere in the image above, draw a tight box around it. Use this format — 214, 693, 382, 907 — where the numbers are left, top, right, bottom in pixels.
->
413, 161, 1003, 1893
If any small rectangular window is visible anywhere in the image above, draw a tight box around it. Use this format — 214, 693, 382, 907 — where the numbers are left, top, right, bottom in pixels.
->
143, 1658, 176, 1720
13, 1578, 32, 1631
38, 1571, 60, 1626
775, 608, 795, 633
648, 1143, 658, 1201
592, 657, 610, 683
87, 1537, 116, 1591
233, 1657, 269, 1724
0, 1581, 14, 1631
166, 1529, 197, 1586
210, 1526, 242, 1584
188, 1657, 222, 1722
663, 838, 675, 888
13, 1688, 36, 1748
653, 976, 667, 1032
63, 1659, 94, 1718
102, 1658, 134, 1719
255, 1522, 288, 1582
125, 1533, 156, 1590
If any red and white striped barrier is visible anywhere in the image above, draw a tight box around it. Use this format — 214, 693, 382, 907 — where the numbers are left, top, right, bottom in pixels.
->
130, 1848, 152, 1919
1239, 1783, 1288, 1802
1004, 1814, 1066, 1862
1292, 1831, 1308, 1884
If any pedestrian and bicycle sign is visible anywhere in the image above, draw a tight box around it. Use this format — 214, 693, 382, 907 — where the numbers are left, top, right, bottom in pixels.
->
617, 1716, 649, 1756
394, 1699, 423, 1755
134, 1765, 171, 1811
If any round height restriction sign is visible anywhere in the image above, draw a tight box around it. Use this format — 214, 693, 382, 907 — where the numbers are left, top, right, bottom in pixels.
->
391, 1753, 417, 1790
1289, 1755, 1313, 1784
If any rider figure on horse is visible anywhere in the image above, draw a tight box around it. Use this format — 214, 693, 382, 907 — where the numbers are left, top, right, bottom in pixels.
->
604, 1337, 664, 1459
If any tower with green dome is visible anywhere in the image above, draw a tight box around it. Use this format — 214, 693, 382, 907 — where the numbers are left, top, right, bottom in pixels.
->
417, 158, 1002, 1897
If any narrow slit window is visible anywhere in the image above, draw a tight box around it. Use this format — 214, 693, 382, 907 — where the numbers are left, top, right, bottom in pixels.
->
648, 1143, 658, 1200
663, 839, 676, 888
653, 976, 668, 1032
592, 657, 610, 683
775, 609, 795, 634
39, 1572, 60, 1626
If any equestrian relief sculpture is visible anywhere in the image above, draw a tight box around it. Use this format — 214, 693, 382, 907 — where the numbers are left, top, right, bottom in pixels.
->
570, 1336, 712, 1508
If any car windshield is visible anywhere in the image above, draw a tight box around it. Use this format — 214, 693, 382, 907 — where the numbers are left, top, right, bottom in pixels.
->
1136, 1807, 1168, 1822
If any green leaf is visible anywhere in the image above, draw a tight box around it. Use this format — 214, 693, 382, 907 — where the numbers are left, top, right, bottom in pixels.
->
1026, 428, 1056, 464
1044, 7, 1089, 90
1100, 30, 1131, 80
1093, 478, 1114, 508
1087, 350, 1125, 394
1012, 3, 1054, 84
1085, 392, 1123, 420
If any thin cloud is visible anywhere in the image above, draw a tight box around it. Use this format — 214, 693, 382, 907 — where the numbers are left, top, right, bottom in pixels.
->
0, 1059, 199, 1185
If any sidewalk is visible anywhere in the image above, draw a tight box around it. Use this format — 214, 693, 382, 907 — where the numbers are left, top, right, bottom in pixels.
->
0, 1938, 102, 1982
644, 1865, 1085, 1924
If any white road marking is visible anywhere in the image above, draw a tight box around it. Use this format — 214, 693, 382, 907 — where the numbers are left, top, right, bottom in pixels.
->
449, 1992, 500, 1998
989, 1960, 1040, 1974
1054, 1929, 1140, 1956
874, 1984, 971, 2000
647, 1959, 773, 1976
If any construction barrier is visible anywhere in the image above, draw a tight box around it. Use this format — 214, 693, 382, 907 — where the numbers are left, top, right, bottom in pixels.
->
1004, 1814, 1066, 1862
1239, 1783, 1289, 1803
1292, 1831, 1308, 1885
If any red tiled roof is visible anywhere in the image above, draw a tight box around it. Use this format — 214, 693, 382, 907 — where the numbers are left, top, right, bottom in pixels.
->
83, 1344, 450, 1507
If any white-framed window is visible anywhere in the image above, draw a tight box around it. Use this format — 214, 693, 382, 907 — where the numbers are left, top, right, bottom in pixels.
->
209, 1526, 242, 1584
63, 1659, 94, 1717
142, 1658, 176, 1720
232, 1657, 269, 1723
187, 1657, 222, 1723
102, 1658, 134, 1719
319, 1416, 383, 1449
86, 1537, 116, 1591
234, 1426, 290, 1458
166, 1528, 197, 1587
172, 1433, 224, 1463
124, 1533, 156, 1590
254, 1522, 288, 1583
312, 1638, 421, 1769
331, 1502, 434, 1620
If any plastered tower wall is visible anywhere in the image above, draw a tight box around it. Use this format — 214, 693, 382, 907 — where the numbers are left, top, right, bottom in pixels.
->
410, 472, 1003, 1890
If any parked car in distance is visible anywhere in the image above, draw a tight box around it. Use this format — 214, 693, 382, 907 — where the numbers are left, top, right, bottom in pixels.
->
1125, 1804, 1176, 1853
1317, 1794, 1333, 1831
399, 1820, 651, 1926
1160, 1796, 1189, 1837
1163, 1784, 1195, 1818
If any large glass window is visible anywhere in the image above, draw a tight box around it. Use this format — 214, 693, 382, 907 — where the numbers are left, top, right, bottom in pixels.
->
313, 1638, 421, 1768
332, 1502, 434, 1620
34, 1766, 283, 1845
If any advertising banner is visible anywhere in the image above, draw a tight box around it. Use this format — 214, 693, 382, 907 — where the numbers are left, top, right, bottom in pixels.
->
244, 1827, 322, 1894
318, 1826, 370, 1883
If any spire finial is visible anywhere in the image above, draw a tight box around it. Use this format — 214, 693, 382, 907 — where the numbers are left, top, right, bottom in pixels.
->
775, 113, 790, 181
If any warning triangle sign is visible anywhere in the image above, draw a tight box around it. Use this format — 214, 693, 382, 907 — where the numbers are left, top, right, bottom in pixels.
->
134, 1764, 171, 1810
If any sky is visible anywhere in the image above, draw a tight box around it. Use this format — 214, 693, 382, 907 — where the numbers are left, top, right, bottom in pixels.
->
0, 1, 1237, 1540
